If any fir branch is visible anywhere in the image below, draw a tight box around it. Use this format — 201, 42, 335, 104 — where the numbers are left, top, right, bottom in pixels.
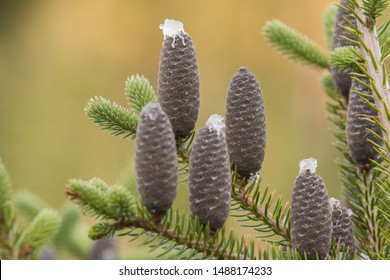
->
125, 74, 157, 115
263, 20, 329, 69
230, 172, 290, 246
324, 4, 338, 50
19, 209, 61, 259
354, 0, 390, 151
329, 46, 363, 72
340, 160, 387, 258
362, 0, 389, 28
66, 177, 261, 259
322, 72, 388, 259
85, 96, 138, 139
65, 178, 137, 222
89, 221, 117, 240
114, 210, 258, 260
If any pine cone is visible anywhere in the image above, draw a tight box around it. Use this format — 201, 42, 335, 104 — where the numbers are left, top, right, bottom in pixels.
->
189, 115, 231, 231
330, 198, 356, 259
291, 158, 332, 259
135, 102, 178, 221
158, 19, 200, 138
331, 0, 357, 102
225, 67, 266, 178
346, 76, 382, 170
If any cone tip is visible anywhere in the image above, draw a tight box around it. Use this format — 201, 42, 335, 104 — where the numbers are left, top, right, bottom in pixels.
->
299, 158, 317, 174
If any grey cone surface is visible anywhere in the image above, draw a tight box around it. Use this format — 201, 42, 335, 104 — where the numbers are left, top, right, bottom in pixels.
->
158, 33, 200, 138
189, 127, 231, 231
291, 170, 332, 259
135, 103, 178, 219
87, 239, 117, 260
346, 76, 382, 169
226, 67, 266, 178
331, 0, 357, 101
331, 202, 356, 259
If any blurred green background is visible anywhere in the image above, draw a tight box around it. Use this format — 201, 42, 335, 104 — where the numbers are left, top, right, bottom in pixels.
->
1, 0, 354, 258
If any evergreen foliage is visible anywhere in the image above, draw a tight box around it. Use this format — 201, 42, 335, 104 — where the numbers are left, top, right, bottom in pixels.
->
0, 159, 61, 259
263, 20, 329, 69
62, 1, 389, 260
19, 209, 61, 259
125, 75, 156, 115
85, 97, 139, 139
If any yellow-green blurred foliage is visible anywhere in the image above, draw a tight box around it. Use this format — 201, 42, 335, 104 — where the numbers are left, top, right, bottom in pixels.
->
1, 0, 347, 258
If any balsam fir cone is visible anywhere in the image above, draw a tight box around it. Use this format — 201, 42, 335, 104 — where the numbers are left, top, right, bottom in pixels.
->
329, 198, 356, 259
158, 19, 200, 138
291, 158, 332, 259
331, 0, 357, 102
225, 67, 266, 178
346, 76, 382, 170
189, 115, 231, 231
135, 103, 178, 221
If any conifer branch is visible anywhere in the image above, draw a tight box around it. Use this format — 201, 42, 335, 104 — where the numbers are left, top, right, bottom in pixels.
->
231, 173, 291, 246
85, 97, 138, 139
19, 209, 61, 259
1, 159, 61, 259
323, 73, 388, 259
65, 177, 260, 259
354, 0, 390, 153
263, 20, 329, 69
361, 0, 389, 29
125, 75, 157, 115
329, 46, 363, 72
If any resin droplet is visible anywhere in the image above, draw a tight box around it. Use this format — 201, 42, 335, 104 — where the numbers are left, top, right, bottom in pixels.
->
142, 102, 160, 121
329, 197, 341, 208
206, 114, 225, 138
159, 19, 186, 38
299, 158, 317, 174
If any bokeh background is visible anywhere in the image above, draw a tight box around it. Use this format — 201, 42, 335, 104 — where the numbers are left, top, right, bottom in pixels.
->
0, 0, 375, 258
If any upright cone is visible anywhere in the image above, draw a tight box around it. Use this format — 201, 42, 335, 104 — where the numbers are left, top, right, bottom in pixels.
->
189, 115, 231, 231
291, 158, 332, 259
331, 0, 357, 102
225, 67, 266, 178
158, 19, 200, 138
135, 103, 178, 221
330, 198, 356, 259
346, 76, 382, 170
